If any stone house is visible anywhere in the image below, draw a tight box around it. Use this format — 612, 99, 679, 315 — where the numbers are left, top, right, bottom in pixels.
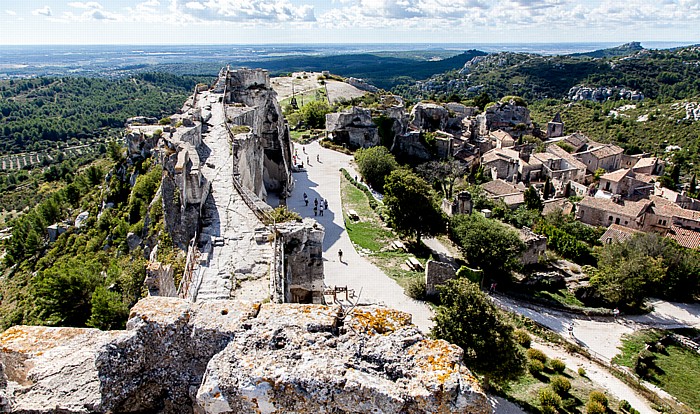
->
574, 143, 624, 174
646, 195, 700, 232
653, 182, 700, 211
482, 148, 520, 181
482, 179, 525, 209
599, 223, 641, 245
491, 129, 515, 149
631, 156, 664, 176
665, 224, 700, 249
531, 145, 587, 187
598, 168, 655, 198
576, 196, 653, 229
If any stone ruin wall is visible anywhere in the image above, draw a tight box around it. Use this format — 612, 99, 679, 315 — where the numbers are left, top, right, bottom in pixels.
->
0, 297, 491, 414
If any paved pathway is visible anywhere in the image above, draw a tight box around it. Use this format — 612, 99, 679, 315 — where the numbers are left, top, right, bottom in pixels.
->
285, 141, 434, 333
195, 92, 272, 302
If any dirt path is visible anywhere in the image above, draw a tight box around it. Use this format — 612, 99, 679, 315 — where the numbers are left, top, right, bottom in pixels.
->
531, 341, 656, 414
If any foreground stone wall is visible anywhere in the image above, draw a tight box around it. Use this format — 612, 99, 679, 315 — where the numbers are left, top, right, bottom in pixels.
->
0, 297, 491, 414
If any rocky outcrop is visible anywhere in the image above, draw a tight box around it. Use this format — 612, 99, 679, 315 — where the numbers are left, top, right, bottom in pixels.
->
0, 298, 490, 414
410, 103, 449, 131
568, 85, 644, 102
326, 106, 380, 149
475, 101, 533, 137
275, 219, 325, 304
224, 68, 294, 198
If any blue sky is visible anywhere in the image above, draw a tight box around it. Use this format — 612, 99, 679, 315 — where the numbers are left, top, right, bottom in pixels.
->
0, 0, 699, 44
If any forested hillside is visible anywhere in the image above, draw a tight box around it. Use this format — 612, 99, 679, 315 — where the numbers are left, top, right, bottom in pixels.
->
0, 73, 201, 155
393, 45, 700, 102
0, 74, 200, 330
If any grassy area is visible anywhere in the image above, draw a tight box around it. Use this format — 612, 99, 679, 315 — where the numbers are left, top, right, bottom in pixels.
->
502, 354, 623, 414
289, 129, 322, 144
340, 174, 426, 291
533, 289, 586, 308
613, 329, 700, 411
279, 87, 327, 108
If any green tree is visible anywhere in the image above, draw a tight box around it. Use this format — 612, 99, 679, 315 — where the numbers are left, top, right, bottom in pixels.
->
432, 278, 525, 386
383, 169, 445, 243
473, 92, 492, 111
416, 160, 469, 199
299, 100, 331, 129
32, 257, 103, 326
354, 146, 398, 191
588, 245, 665, 309
87, 286, 129, 330
449, 213, 525, 281
523, 185, 544, 212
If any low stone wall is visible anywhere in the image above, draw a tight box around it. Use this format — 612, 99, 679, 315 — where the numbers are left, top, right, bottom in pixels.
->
425, 260, 457, 297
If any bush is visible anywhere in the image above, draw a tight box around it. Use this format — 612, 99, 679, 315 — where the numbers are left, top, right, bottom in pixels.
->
538, 387, 562, 410
541, 405, 558, 414
578, 367, 587, 377
513, 329, 532, 348
527, 348, 548, 363
551, 359, 566, 373
588, 391, 608, 408
406, 278, 426, 300
529, 359, 545, 375
550, 375, 571, 395
586, 401, 606, 414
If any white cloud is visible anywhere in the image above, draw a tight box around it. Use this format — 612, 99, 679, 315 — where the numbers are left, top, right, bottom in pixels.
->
31, 6, 52, 16
170, 0, 316, 22
5, 10, 16, 16
67, 2, 103, 9
185, 2, 206, 10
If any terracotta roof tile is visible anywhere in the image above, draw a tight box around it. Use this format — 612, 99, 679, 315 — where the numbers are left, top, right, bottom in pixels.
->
666, 224, 700, 249
599, 224, 641, 244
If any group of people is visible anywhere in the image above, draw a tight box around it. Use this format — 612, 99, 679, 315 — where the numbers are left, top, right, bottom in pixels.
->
293, 146, 320, 168
303, 193, 329, 217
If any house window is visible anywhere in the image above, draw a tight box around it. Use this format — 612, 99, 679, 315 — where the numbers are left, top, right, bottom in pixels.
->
615, 218, 620, 225
625, 221, 628, 225
608, 216, 613, 221
659, 219, 663, 225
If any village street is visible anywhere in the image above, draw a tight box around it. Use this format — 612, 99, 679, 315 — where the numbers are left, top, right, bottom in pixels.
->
284, 141, 435, 333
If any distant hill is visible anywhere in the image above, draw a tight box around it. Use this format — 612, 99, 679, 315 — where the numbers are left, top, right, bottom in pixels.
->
394, 45, 700, 102
570, 42, 644, 58
234, 50, 488, 90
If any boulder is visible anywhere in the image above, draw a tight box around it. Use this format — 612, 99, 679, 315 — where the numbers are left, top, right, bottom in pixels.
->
410, 103, 449, 131
126, 232, 142, 251
0, 298, 491, 414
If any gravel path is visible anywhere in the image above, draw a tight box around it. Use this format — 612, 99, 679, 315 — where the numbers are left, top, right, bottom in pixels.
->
285, 141, 435, 333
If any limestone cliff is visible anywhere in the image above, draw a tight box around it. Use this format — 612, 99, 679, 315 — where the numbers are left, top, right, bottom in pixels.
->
0, 297, 491, 414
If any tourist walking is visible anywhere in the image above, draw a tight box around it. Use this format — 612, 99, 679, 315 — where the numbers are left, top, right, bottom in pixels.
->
314, 198, 318, 207
317, 154, 320, 162
338, 249, 343, 262
319, 205, 324, 216
313, 206, 318, 216
303, 192, 308, 206
324, 199, 329, 210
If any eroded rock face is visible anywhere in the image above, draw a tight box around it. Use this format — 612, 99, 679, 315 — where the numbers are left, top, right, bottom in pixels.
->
410, 103, 449, 132
0, 298, 490, 414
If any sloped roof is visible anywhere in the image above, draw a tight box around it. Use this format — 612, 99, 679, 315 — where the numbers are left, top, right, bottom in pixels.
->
579, 196, 652, 218
543, 199, 574, 216
650, 195, 700, 221
482, 179, 522, 196
666, 224, 700, 249
600, 168, 632, 183
551, 113, 563, 124
482, 148, 520, 164
590, 144, 624, 159
599, 224, 641, 244
546, 144, 588, 171
632, 157, 658, 170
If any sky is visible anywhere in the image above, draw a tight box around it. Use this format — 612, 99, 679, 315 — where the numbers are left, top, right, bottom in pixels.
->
0, 0, 699, 45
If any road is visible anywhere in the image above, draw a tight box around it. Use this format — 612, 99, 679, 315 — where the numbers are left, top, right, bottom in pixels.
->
284, 141, 435, 333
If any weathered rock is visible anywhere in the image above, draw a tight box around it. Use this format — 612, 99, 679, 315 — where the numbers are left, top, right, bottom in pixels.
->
475, 101, 532, 137
410, 103, 449, 131
0, 299, 491, 414
274, 219, 325, 304
126, 232, 142, 251
326, 107, 380, 149
197, 304, 490, 414
425, 260, 457, 297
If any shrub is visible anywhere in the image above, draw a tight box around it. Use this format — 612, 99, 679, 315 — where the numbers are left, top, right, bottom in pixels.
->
527, 348, 548, 363
541, 405, 558, 414
529, 359, 545, 375
406, 278, 426, 300
158, 116, 171, 125
551, 359, 566, 373
619, 400, 631, 411
586, 401, 606, 414
538, 387, 562, 409
588, 391, 608, 408
550, 375, 571, 395
513, 329, 532, 348
578, 367, 587, 377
